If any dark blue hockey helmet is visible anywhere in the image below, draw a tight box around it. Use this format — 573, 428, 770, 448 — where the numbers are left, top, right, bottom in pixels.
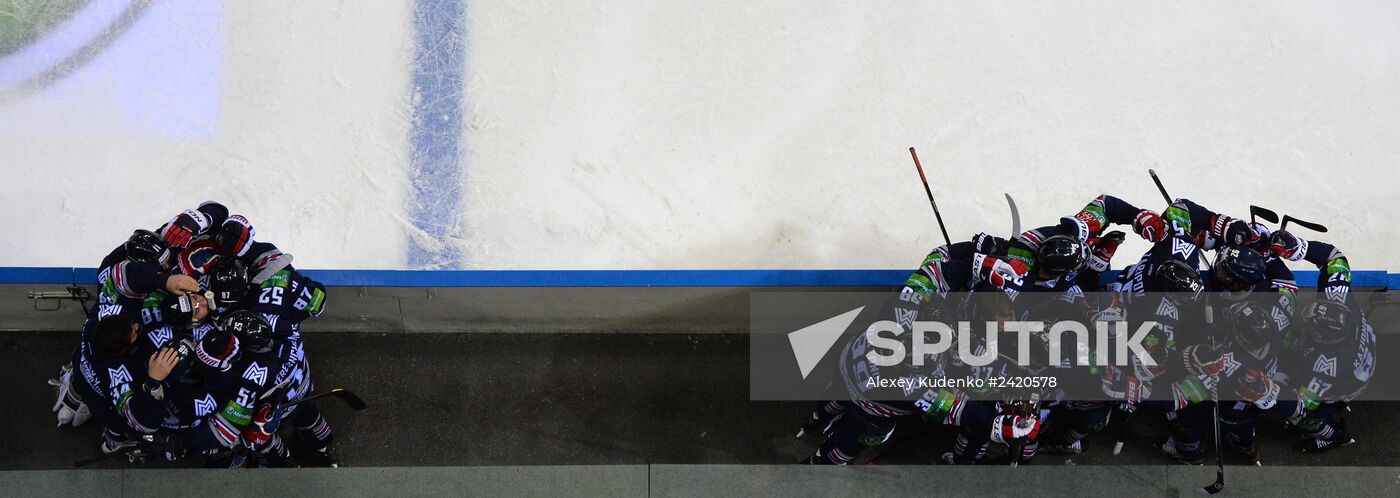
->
1152, 259, 1204, 303
209, 258, 249, 308
1219, 299, 1277, 352
1302, 300, 1355, 346
125, 229, 169, 264
1213, 247, 1266, 292
1036, 235, 1087, 276
222, 310, 273, 354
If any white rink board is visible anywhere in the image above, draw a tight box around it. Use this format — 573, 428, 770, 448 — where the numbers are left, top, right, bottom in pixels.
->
1, 1, 1397, 271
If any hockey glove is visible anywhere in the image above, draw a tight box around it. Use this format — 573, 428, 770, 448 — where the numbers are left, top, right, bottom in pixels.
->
216, 215, 257, 257
990, 414, 1041, 446
1086, 230, 1126, 272
161, 209, 212, 249
1179, 344, 1225, 377
1130, 210, 1165, 242
240, 403, 283, 450
973, 254, 1027, 288
971, 232, 1008, 255
1236, 368, 1280, 410
1210, 215, 1256, 247
1269, 230, 1306, 261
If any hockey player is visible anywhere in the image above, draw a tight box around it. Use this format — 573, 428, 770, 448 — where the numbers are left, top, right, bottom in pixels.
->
68, 310, 189, 454
53, 229, 212, 427
53, 202, 227, 427
186, 311, 314, 467
203, 258, 335, 464
1006, 195, 1167, 289
1213, 298, 1289, 465
1269, 231, 1374, 452
940, 289, 1050, 465
1280, 300, 1373, 452
798, 239, 1030, 464
1148, 295, 1285, 466
1046, 236, 1210, 456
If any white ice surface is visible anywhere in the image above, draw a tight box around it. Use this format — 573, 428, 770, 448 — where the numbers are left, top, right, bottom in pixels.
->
0, 1, 413, 269
463, 1, 1399, 271
1, 1, 1397, 271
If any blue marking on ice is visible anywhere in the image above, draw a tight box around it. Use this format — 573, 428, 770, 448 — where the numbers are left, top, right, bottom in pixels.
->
407, 0, 467, 268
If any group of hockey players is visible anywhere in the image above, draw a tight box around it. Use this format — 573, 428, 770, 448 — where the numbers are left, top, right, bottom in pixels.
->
799, 192, 1376, 466
49, 202, 337, 467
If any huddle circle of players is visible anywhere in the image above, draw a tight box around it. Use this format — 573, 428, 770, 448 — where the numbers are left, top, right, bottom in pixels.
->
50, 202, 336, 467
799, 194, 1376, 466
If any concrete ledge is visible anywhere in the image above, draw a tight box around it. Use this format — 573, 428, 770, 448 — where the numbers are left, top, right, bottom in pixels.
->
4, 284, 1396, 333
650, 465, 1400, 496
3, 465, 1397, 497
0, 284, 895, 333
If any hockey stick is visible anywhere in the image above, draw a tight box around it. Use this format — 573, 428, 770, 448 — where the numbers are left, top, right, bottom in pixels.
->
1112, 410, 1131, 455
1201, 301, 1225, 495
909, 147, 952, 247
1006, 193, 1022, 238
1280, 215, 1328, 234
291, 387, 368, 411
1249, 205, 1279, 225
1148, 169, 1173, 205
1202, 402, 1225, 494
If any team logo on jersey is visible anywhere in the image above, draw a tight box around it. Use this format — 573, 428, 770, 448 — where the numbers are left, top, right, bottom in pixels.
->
1155, 298, 1179, 321
1062, 287, 1084, 303
1170, 238, 1195, 260
1325, 286, 1347, 303
97, 303, 123, 320
1313, 355, 1337, 377
108, 365, 133, 386
148, 327, 173, 348
194, 394, 218, 417
193, 323, 213, 342
1221, 352, 1242, 377
895, 308, 917, 331
1270, 305, 1290, 332
242, 362, 269, 386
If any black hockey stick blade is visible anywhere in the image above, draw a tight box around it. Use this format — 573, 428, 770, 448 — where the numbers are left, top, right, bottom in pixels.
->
1249, 205, 1279, 224
1005, 193, 1021, 237
1281, 215, 1328, 233
1201, 472, 1225, 495
1148, 169, 1172, 204
287, 388, 368, 411
329, 388, 368, 411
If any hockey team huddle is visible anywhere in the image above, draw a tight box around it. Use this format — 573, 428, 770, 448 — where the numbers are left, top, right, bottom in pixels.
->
50, 202, 337, 467
798, 192, 1377, 466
